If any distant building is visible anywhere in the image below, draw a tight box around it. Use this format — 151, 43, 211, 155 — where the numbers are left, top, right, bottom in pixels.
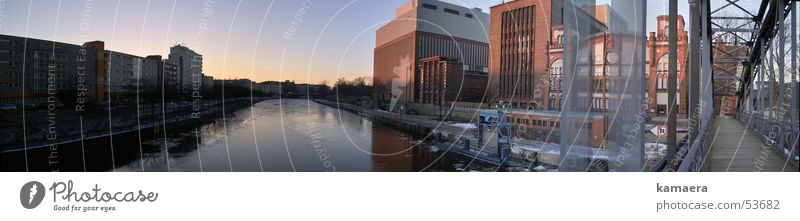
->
105, 51, 141, 100
294, 83, 324, 98
0, 34, 98, 105
418, 56, 487, 106
214, 78, 252, 89
490, 0, 564, 110
505, 110, 607, 148
374, 0, 489, 112
645, 15, 689, 115
547, 5, 615, 112
161, 60, 179, 99
712, 39, 746, 116
256, 81, 281, 95
490, 3, 683, 148
102, 50, 161, 102
140, 56, 160, 94
295, 83, 310, 97
84, 41, 106, 103
167, 44, 203, 97
281, 80, 295, 97
202, 74, 214, 93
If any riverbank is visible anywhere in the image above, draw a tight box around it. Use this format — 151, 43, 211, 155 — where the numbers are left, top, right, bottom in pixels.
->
312, 99, 566, 171
0, 97, 269, 171
312, 99, 676, 171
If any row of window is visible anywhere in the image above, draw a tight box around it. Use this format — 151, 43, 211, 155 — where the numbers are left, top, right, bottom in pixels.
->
550, 77, 562, 91
0, 82, 23, 88
421, 3, 474, 18
655, 75, 680, 90
549, 97, 562, 110
417, 35, 487, 68
501, 6, 535, 29
592, 98, 609, 110
508, 116, 562, 128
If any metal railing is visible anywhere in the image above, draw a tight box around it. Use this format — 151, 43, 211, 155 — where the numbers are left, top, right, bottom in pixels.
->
735, 111, 800, 169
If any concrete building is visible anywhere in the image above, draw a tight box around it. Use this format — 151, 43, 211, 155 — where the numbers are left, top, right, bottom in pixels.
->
84, 41, 106, 103
202, 74, 214, 94
143, 55, 180, 99
418, 56, 488, 106
490, 0, 564, 110
374, 0, 490, 112
167, 44, 203, 97
105, 50, 147, 101
291, 83, 325, 98
256, 81, 281, 95
281, 80, 295, 97
140, 56, 160, 94
162, 60, 179, 98
214, 78, 252, 89
0, 34, 98, 105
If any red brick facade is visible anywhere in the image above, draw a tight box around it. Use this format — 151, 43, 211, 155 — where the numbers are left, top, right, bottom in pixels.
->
490, 1, 688, 116
645, 15, 688, 115
489, 0, 562, 110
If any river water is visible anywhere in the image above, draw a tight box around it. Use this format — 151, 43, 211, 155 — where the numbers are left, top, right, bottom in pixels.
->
116, 99, 461, 172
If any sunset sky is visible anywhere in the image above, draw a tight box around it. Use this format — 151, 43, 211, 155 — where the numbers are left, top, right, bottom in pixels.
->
0, 0, 746, 85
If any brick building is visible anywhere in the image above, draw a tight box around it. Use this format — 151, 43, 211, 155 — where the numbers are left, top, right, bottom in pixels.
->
645, 15, 689, 115
489, 0, 563, 110
545, 4, 609, 113
418, 56, 488, 106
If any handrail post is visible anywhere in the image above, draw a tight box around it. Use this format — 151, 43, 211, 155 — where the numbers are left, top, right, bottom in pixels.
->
667, 0, 678, 168
777, 0, 786, 154
688, 0, 700, 147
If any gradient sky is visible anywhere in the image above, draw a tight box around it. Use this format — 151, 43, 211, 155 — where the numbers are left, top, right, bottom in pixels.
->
0, 0, 760, 84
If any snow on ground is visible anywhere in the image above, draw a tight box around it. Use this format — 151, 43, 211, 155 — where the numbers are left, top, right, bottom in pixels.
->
450, 123, 476, 129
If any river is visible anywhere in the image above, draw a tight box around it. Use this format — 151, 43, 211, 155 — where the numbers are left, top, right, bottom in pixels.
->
0, 99, 527, 172
113, 99, 466, 172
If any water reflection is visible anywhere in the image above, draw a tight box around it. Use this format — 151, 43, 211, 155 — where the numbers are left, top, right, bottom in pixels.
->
0, 99, 501, 171
118, 99, 434, 172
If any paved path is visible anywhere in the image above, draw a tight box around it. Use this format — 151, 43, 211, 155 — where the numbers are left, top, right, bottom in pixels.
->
706, 116, 798, 172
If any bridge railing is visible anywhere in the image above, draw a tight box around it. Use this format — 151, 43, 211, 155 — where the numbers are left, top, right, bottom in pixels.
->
735, 111, 800, 169
676, 121, 713, 172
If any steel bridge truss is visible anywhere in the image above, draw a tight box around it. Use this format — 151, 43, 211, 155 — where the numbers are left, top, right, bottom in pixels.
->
664, 0, 799, 171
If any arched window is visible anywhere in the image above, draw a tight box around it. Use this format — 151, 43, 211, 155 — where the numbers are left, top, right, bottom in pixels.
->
551, 59, 563, 76
657, 54, 669, 72
664, 26, 670, 37
550, 59, 563, 92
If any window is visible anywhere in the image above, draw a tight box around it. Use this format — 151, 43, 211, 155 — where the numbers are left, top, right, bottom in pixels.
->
657, 74, 668, 89
444, 8, 459, 15
465, 13, 473, 18
422, 4, 437, 10
657, 54, 669, 72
